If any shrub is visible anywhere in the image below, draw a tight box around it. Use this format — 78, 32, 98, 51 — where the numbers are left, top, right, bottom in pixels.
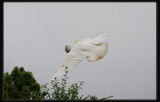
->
4, 67, 46, 99
41, 67, 113, 100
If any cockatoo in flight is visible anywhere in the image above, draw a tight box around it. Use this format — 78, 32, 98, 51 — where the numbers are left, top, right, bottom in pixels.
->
40, 33, 108, 89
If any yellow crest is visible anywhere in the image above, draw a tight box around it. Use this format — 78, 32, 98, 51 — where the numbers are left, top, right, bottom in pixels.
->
73, 40, 77, 45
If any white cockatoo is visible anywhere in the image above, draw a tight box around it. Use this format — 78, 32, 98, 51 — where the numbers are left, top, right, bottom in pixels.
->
40, 33, 108, 89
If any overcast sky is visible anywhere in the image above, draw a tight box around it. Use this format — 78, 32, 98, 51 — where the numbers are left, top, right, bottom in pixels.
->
4, 2, 156, 99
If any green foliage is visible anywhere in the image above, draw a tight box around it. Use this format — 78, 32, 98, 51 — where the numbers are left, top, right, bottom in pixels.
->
4, 66, 46, 99
4, 66, 113, 100
41, 67, 84, 100
41, 67, 113, 100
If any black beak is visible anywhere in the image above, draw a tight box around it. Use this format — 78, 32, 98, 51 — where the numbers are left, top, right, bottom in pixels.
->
65, 46, 69, 53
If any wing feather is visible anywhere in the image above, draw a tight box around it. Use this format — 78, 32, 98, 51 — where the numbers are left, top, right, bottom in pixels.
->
49, 50, 85, 82
79, 33, 107, 45
40, 51, 85, 89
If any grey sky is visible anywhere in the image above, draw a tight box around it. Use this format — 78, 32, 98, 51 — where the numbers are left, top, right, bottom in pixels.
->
4, 2, 156, 99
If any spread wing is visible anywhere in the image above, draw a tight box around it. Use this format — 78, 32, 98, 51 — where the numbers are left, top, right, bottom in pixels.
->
51, 50, 85, 80
77, 33, 108, 62
40, 49, 85, 89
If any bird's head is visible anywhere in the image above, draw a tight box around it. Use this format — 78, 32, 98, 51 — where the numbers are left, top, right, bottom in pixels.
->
65, 45, 71, 53
65, 40, 77, 53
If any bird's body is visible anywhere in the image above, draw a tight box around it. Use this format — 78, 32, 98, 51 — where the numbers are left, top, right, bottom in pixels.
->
40, 33, 108, 89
